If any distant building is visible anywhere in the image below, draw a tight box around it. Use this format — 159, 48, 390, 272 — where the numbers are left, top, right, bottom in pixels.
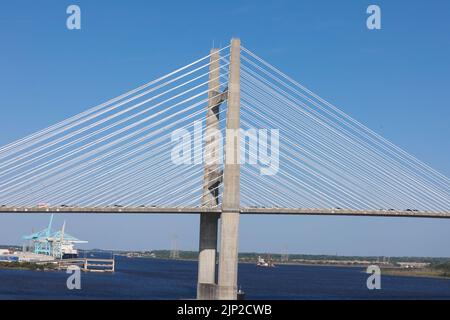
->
397, 262, 430, 269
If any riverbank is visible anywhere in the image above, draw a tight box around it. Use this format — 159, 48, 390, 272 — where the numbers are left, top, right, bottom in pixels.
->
5, 247, 450, 279
0, 261, 57, 271
2, 256, 450, 282
121, 255, 450, 279
382, 266, 450, 280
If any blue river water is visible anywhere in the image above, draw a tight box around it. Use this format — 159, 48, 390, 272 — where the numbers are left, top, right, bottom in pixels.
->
0, 256, 450, 299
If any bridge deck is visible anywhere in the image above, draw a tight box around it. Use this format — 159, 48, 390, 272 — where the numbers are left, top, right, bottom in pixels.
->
0, 206, 449, 218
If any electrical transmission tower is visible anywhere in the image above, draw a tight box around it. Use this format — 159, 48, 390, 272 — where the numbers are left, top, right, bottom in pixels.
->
281, 245, 289, 263
170, 235, 180, 259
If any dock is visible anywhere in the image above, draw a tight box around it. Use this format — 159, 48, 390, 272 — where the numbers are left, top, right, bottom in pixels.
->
56, 258, 115, 272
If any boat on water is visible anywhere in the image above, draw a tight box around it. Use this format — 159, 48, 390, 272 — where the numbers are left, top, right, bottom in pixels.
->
237, 287, 246, 300
60, 241, 79, 259
256, 255, 275, 267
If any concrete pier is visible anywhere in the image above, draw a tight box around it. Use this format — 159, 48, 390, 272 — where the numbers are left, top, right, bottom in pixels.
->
197, 212, 219, 299
217, 210, 240, 299
217, 38, 241, 300
57, 258, 115, 272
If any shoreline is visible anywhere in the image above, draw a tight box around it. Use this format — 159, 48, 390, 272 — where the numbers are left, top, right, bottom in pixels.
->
3, 255, 450, 280
381, 267, 450, 280
118, 256, 450, 280
0, 261, 57, 271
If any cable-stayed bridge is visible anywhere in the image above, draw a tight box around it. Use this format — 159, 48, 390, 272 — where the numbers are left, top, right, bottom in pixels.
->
0, 39, 449, 299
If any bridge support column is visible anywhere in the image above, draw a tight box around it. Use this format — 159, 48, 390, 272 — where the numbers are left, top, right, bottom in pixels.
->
197, 213, 219, 299
217, 210, 240, 299
197, 48, 224, 300
217, 38, 241, 300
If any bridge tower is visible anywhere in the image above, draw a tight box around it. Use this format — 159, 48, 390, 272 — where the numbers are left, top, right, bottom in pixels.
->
197, 48, 225, 299
217, 38, 241, 300
197, 38, 241, 300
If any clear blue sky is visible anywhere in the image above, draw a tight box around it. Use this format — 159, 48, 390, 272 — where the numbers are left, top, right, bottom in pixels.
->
0, 0, 449, 256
